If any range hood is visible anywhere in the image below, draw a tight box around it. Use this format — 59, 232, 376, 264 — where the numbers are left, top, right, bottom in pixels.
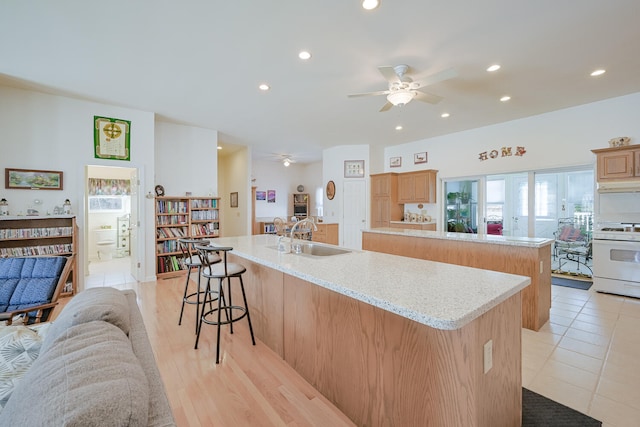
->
597, 181, 640, 193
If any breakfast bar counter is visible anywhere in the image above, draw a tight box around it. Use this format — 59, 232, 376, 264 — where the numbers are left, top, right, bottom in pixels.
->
363, 227, 553, 331
211, 234, 528, 426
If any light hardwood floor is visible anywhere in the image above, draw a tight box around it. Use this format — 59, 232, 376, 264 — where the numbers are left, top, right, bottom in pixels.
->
58, 273, 355, 427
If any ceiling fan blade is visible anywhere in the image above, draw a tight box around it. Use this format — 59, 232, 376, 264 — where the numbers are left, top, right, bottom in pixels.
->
347, 90, 390, 98
419, 68, 458, 87
379, 101, 394, 112
415, 89, 443, 104
378, 66, 400, 84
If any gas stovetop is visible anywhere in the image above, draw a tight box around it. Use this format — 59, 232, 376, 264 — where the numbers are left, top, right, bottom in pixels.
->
593, 223, 640, 241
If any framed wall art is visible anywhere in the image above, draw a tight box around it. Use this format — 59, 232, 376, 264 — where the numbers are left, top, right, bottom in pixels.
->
390, 157, 402, 168
344, 160, 365, 178
414, 152, 427, 164
94, 116, 131, 161
5, 168, 63, 190
230, 192, 238, 208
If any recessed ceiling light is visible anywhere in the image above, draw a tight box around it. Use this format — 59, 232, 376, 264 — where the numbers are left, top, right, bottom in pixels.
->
500, 95, 511, 102
298, 51, 311, 60
395, 125, 403, 131
590, 69, 606, 77
441, 113, 450, 118
258, 83, 270, 91
487, 64, 501, 72
362, 0, 379, 10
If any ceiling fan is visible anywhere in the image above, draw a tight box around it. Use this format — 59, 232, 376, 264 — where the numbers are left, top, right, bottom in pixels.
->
272, 154, 296, 167
348, 65, 457, 112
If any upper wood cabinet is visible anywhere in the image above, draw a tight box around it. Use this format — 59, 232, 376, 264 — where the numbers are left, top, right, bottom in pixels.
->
592, 145, 640, 181
397, 170, 437, 203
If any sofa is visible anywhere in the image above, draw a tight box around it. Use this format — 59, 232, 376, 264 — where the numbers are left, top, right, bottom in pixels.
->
0, 287, 176, 426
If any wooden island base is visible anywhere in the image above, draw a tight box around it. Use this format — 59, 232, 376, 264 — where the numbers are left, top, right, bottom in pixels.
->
232, 254, 523, 427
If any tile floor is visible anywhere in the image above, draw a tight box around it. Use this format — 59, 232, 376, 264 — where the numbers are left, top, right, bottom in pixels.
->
85, 257, 640, 426
523, 284, 640, 427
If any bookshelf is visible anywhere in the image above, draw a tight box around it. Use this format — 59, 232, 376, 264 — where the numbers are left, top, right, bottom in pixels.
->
155, 196, 220, 278
0, 215, 78, 296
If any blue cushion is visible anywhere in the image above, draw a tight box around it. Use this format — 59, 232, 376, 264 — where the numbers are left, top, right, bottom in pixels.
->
0, 257, 66, 313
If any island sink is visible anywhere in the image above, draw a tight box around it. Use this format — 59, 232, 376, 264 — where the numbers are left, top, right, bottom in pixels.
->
268, 242, 351, 257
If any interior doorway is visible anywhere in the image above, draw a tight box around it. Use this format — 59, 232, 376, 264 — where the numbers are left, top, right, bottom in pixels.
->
85, 165, 137, 286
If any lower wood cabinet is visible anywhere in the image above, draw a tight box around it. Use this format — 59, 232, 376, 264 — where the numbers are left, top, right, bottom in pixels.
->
312, 223, 338, 245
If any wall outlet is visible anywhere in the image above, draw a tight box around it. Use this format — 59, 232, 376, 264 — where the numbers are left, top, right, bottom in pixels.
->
483, 340, 493, 374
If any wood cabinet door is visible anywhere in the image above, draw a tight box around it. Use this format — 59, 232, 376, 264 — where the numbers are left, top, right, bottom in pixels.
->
371, 174, 391, 197
371, 197, 390, 227
414, 172, 429, 202
597, 150, 635, 180
397, 175, 415, 203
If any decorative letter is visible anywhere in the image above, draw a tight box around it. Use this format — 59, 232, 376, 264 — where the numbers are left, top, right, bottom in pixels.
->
489, 150, 499, 159
515, 146, 527, 156
479, 152, 488, 161
501, 147, 512, 157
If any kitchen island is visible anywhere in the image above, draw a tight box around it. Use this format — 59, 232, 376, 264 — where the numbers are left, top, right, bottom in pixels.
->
210, 234, 529, 426
362, 228, 553, 331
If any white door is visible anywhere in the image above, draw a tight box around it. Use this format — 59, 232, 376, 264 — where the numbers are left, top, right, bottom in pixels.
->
342, 180, 366, 250
129, 168, 140, 280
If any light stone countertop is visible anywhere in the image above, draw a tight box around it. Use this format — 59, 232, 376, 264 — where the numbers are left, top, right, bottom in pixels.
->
364, 227, 553, 248
211, 234, 530, 331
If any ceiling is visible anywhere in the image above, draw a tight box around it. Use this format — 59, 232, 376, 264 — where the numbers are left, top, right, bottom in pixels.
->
1, 1, 639, 164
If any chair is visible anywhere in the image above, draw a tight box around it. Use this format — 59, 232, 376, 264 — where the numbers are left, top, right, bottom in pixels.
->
273, 217, 287, 236
486, 216, 503, 235
177, 238, 220, 333
194, 244, 255, 364
553, 217, 587, 259
0, 255, 73, 325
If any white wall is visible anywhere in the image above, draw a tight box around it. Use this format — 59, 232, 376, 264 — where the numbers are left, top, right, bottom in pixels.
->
155, 121, 218, 196
252, 159, 323, 221
0, 86, 157, 285
218, 147, 250, 236
384, 92, 640, 179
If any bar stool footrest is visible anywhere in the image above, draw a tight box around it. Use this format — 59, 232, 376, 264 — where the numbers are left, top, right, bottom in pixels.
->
201, 306, 248, 327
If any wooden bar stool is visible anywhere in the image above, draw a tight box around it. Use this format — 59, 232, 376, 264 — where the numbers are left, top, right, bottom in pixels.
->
194, 244, 256, 364
177, 238, 220, 333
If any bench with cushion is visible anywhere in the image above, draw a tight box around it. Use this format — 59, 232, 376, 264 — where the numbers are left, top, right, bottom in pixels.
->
0, 256, 72, 325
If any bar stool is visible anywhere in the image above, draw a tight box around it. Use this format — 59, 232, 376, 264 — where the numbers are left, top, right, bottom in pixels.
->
177, 238, 220, 333
194, 244, 256, 364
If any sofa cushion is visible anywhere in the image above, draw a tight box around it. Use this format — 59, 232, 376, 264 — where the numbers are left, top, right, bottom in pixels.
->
0, 320, 150, 426
41, 287, 131, 354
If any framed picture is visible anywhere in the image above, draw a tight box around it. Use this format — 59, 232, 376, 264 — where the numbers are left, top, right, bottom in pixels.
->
267, 190, 276, 203
230, 192, 238, 208
414, 152, 428, 164
256, 190, 266, 201
5, 168, 63, 190
344, 160, 365, 178
390, 157, 402, 168
94, 116, 131, 161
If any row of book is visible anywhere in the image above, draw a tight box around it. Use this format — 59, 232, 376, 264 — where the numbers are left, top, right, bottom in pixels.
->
156, 227, 188, 239
156, 215, 188, 225
157, 255, 184, 274
190, 199, 218, 209
156, 200, 189, 214
191, 210, 219, 220
0, 244, 73, 257
157, 240, 181, 254
191, 224, 219, 236
0, 227, 73, 239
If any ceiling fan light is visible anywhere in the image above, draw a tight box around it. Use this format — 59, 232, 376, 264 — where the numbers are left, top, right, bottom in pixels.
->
387, 90, 414, 106
362, 0, 379, 10
283, 158, 291, 167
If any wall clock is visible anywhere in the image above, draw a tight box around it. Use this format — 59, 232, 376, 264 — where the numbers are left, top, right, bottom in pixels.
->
326, 180, 335, 200
154, 185, 165, 197
297, 185, 305, 192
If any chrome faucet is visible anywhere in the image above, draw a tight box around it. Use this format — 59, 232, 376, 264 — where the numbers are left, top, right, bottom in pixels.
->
288, 218, 318, 253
